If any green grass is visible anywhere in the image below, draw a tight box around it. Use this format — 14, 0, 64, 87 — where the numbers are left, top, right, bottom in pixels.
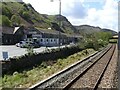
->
0, 77, 2, 90
109, 39, 118, 43
2, 49, 95, 88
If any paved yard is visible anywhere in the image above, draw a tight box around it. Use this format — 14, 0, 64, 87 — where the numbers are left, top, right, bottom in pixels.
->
0, 45, 70, 60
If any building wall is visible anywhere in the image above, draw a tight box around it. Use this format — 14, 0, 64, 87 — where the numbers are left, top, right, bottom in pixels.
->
27, 33, 77, 46
118, 32, 120, 51
2, 34, 23, 45
0, 26, 2, 45
25, 29, 81, 46
0, 37, 2, 45
38, 38, 59, 46
0, 34, 2, 45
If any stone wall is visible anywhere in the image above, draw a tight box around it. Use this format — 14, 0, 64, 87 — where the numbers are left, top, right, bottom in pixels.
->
1, 46, 82, 75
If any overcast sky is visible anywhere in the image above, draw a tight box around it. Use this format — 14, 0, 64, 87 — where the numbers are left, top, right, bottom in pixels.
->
23, 0, 119, 32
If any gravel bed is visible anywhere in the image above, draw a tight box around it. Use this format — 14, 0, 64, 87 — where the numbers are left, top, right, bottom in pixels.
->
98, 44, 118, 88
34, 45, 111, 89
70, 45, 115, 88
38, 57, 95, 88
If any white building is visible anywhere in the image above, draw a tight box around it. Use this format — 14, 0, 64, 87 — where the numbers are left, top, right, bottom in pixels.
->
24, 27, 82, 46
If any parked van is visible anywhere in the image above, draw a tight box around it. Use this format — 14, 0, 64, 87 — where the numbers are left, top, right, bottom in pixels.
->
16, 41, 27, 48
16, 41, 40, 48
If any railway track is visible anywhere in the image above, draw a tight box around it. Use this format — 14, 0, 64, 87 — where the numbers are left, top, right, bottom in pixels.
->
64, 44, 116, 90
29, 44, 116, 90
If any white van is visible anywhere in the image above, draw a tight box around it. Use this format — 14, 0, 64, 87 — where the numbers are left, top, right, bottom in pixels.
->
16, 41, 27, 48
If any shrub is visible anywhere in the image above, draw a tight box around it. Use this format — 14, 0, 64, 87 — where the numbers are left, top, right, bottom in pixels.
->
2, 6, 12, 19
0, 15, 2, 25
22, 11, 30, 21
26, 46, 34, 56
78, 32, 112, 51
11, 15, 21, 26
2, 15, 12, 26
41, 62, 47, 68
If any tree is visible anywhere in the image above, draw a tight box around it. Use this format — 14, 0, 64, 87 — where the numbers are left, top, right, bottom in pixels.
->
0, 15, 2, 25
79, 31, 112, 50
2, 6, 12, 19
11, 15, 21, 26
22, 11, 30, 21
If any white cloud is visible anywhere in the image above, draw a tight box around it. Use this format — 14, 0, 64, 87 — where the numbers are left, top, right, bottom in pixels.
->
62, 0, 87, 18
67, 0, 118, 32
23, 0, 59, 15
23, 0, 88, 16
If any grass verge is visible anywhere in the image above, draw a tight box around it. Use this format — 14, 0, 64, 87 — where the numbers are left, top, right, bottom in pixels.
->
2, 48, 95, 88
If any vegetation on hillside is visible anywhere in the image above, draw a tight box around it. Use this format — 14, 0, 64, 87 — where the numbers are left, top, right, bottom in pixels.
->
78, 31, 112, 50
1, 2, 116, 35
1, 2, 78, 34
2, 15, 12, 26
75, 25, 117, 36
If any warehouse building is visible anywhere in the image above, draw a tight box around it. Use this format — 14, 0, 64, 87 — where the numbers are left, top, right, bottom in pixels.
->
0, 26, 2, 45
24, 27, 75, 46
1, 26, 82, 46
1, 26, 24, 45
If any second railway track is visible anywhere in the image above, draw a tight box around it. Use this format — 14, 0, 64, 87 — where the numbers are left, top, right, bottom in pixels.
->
29, 44, 116, 90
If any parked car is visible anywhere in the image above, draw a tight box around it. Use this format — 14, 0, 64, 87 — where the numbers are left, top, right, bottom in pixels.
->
27, 42, 40, 48
16, 41, 27, 48
16, 41, 40, 48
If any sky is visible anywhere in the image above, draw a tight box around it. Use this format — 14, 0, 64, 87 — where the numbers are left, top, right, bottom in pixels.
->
22, 0, 119, 32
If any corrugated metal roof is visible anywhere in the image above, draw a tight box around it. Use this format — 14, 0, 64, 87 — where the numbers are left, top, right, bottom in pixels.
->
0, 26, 2, 35
32, 28, 83, 38
35, 27, 59, 35
1, 26, 83, 38
2, 27, 14, 34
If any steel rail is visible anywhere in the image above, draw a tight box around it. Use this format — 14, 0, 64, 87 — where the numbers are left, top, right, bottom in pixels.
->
29, 45, 112, 90
93, 45, 116, 90
63, 45, 114, 90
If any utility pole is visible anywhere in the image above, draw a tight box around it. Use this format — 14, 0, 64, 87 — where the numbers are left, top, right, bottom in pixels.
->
59, 0, 61, 48
50, 0, 61, 48
118, 2, 120, 90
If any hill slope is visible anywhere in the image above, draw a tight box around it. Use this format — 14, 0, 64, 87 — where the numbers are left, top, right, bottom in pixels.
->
1, 2, 77, 34
75, 25, 117, 35
0, 1, 117, 35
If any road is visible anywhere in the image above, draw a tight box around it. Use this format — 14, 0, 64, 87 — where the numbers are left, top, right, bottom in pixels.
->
0, 45, 71, 60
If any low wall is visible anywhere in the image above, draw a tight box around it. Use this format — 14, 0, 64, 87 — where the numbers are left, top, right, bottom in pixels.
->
1, 46, 82, 75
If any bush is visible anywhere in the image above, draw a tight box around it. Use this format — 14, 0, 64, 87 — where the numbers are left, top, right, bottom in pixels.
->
11, 15, 21, 26
2, 15, 12, 26
2, 6, 12, 19
26, 46, 34, 56
77, 32, 112, 50
22, 11, 30, 21
0, 15, 2, 25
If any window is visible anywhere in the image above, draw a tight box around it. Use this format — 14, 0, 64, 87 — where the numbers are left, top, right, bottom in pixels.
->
6, 40, 8, 43
46, 39, 48, 42
41, 39, 43, 42
10, 40, 11, 43
51, 39, 52, 42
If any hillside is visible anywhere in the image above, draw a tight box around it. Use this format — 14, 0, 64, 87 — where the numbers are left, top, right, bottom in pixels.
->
102, 28, 117, 35
0, 1, 77, 34
0, 1, 117, 35
75, 25, 117, 35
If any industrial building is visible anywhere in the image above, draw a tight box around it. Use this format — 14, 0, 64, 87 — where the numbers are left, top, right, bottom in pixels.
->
1, 26, 82, 46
